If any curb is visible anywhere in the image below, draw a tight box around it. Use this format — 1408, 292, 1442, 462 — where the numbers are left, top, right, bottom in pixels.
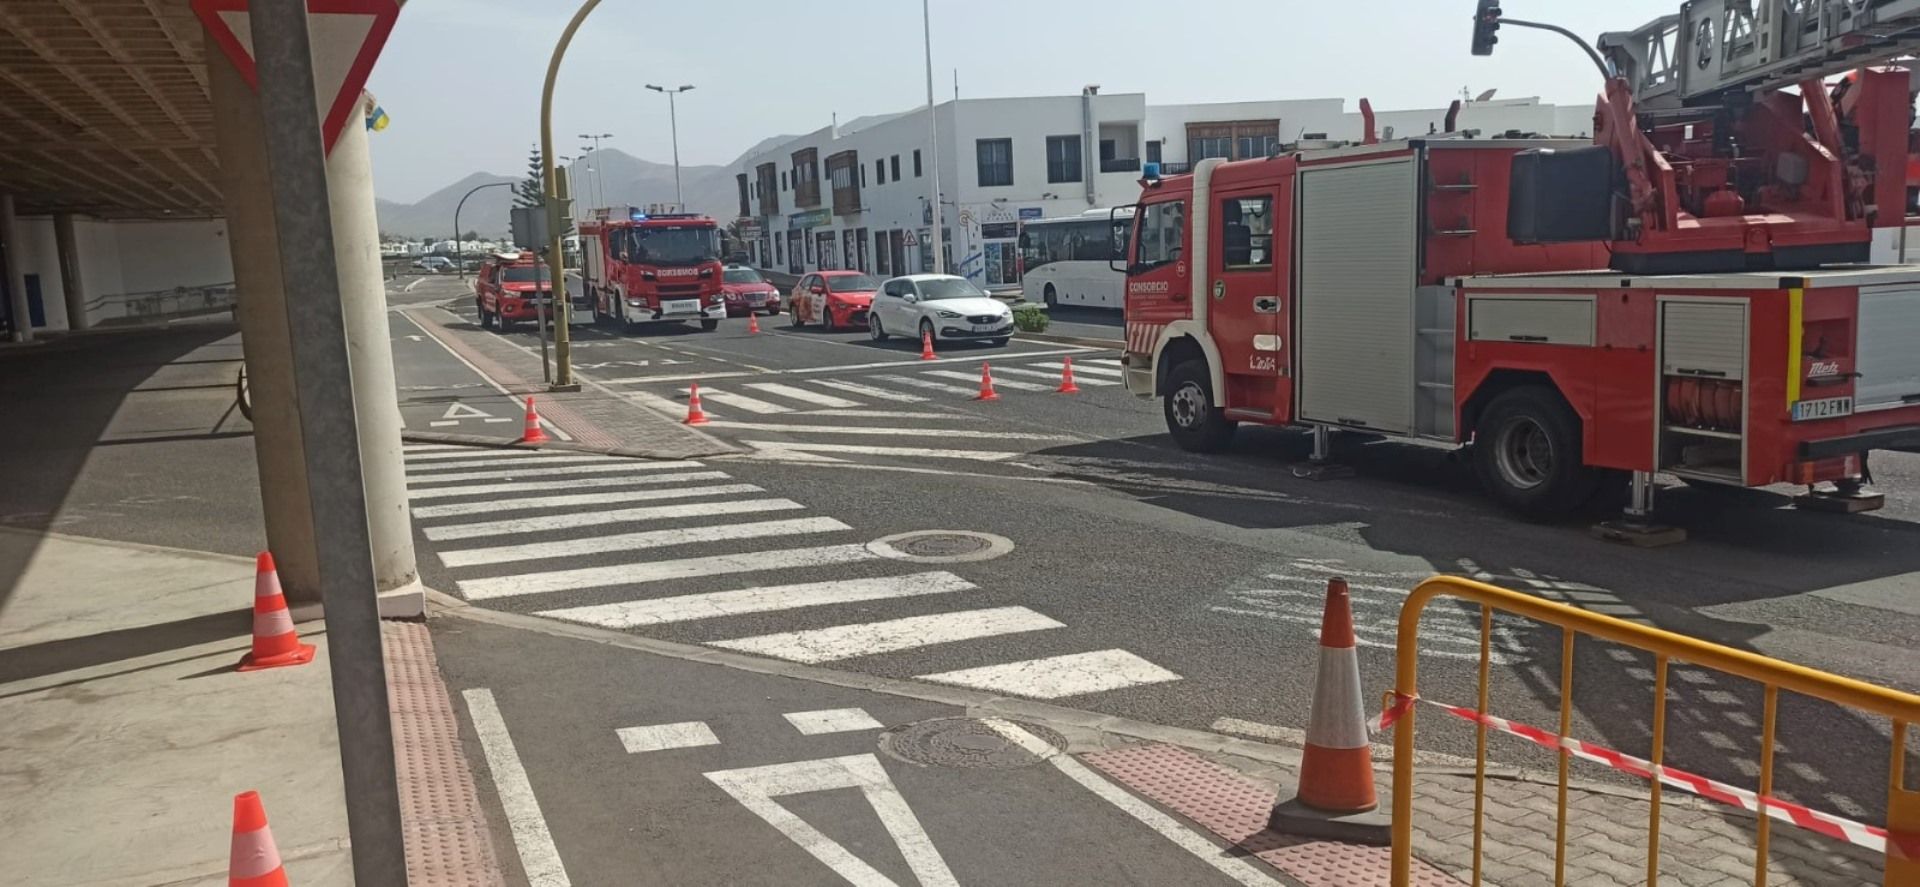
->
400, 430, 733, 461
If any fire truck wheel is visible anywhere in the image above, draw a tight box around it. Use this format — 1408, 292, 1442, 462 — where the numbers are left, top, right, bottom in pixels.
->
700, 319, 720, 332
1163, 359, 1236, 453
1473, 387, 1598, 519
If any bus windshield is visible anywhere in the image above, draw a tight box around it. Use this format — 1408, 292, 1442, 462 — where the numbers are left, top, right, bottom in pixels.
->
632, 226, 720, 266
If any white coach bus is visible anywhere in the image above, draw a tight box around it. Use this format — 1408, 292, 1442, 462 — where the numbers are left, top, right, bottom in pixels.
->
1017, 207, 1132, 309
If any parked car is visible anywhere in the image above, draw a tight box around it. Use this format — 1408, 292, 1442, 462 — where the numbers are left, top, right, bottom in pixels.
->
474, 251, 552, 331
413, 256, 454, 273
866, 274, 1013, 348
720, 265, 782, 317
789, 270, 883, 330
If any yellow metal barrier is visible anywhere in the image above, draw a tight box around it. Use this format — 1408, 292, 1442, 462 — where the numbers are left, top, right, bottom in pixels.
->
1387, 576, 1920, 886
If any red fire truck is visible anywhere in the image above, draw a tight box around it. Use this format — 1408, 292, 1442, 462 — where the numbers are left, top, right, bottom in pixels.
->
578, 209, 727, 332
1121, 2, 1920, 535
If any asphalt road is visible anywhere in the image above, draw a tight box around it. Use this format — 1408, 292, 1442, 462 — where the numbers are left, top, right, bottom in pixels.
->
391, 275, 1920, 828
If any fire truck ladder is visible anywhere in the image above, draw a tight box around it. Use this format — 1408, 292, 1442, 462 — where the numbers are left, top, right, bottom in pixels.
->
1599, 0, 1920, 111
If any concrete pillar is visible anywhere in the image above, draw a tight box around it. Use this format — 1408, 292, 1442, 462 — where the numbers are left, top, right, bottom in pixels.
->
328, 97, 417, 597
0, 194, 31, 343
53, 212, 87, 331
209, 49, 322, 602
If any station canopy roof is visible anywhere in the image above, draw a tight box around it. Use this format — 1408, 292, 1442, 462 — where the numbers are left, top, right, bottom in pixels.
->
0, 1, 220, 219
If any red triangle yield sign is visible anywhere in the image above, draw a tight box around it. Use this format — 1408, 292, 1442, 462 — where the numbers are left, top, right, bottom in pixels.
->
192, 0, 401, 155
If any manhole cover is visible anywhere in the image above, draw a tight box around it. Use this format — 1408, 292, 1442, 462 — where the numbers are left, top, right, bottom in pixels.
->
881, 718, 1066, 769
867, 530, 1014, 564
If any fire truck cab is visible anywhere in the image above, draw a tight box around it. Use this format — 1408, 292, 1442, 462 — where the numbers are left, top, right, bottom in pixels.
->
1121, 139, 1920, 525
578, 210, 727, 332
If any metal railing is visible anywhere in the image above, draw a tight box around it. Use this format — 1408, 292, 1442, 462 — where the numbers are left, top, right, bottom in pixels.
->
1388, 576, 1920, 886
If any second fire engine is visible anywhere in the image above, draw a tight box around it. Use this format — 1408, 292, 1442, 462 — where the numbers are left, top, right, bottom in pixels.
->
578, 209, 728, 332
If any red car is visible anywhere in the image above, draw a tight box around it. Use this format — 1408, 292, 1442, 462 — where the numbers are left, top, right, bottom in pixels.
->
720, 265, 782, 317
788, 270, 883, 330
474, 251, 552, 330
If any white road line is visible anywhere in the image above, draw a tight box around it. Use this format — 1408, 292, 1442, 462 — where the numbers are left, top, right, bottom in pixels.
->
458, 542, 880, 600
917, 649, 1181, 699
705, 421, 1072, 440
402, 444, 469, 452
1084, 358, 1122, 366
625, 388, 714, 420
618, 347, 1096, 384
404, 448, 587, 463
784, 708, 885, 735
423, 498, 807, 542
406, 454, 616, 472
1034, 360, 1123, 378
461, 689, 572, 887
429, 420, 460, 427
602, 371, 753, 385
741, 441, 1020, 462
809, 379, 927, 402
799, 409, 971, 420
690, 387, 792, 414
536, 571, 975, 628
441, 516, 850, 567
414, 483, 763, 520
990, 365, 1117, 386
744, 381, 861, 408
875, 375, 981, 397
711, 606, 1065, 664
407, 471, 731, 501
922, 369, 1051, 391
981, 720, 1283, 887
615, 721, 721, 754
404, 461, 705, 485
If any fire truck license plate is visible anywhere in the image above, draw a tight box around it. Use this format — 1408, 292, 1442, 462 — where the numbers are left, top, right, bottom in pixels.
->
1791, 396, 1853, 421
663, 299, 698, 315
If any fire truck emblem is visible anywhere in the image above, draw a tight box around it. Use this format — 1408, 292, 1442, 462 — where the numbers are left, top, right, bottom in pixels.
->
1808, 360, 1842, 378
1212, 280, 1225, 300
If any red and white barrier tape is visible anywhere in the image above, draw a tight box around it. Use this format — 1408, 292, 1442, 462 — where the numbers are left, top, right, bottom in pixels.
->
1374, 692, 1917, 860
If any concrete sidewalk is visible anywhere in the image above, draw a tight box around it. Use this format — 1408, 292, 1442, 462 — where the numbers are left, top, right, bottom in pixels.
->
0, 530, 351, 886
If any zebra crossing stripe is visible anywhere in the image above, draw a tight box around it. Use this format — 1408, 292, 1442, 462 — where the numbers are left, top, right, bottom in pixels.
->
457, 542, 881, 600
413, 483, 763, 520
917, 649, 1181, 699
808, 379, 927, 402
405, 454, 615, 472
711, 606, 1066, 664
688, 388, 792, 414
745, 382, 860, 408
535, 571, 976, 628
440, 516, 852, 568
874, 375, 981, 397
1036, 359, 1121, 376
407, 471, 731, 501
704, 422, 1072, 440
625, 388, 713, 420
404, 461, 705, 485
990, 366, 1117, 386
743, 441, 1020, 462
402, 444, 473, 454
422, 498, 807, 542
922, 369, 1050, 392
800, 409, 970, 420
403, 448, 571, 462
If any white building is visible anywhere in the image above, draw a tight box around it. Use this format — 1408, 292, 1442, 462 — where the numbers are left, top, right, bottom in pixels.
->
2, 216, 233, 331
730, 91, 1594, 289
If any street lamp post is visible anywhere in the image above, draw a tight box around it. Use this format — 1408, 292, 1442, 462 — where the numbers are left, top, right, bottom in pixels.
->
644, 84, 694, 207
921, 0, 944, 274
539, 0, 603, 392
578, 131, 612, 209
454, 180, 513, 280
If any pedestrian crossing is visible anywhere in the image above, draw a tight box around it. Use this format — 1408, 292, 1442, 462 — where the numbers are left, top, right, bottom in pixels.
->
613, 355, 1125, 468
405, 443, 1180, 700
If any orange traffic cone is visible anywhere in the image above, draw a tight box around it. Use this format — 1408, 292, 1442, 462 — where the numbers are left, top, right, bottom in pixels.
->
684, 383, 711, 425
238, 552, 314, 672
229, 790, 290, 887
1056, 357, 1082, 394
519, 396, 550, 444
1266, 577, 1390, 843
919, 330, 937, 361
975, 363, 1001, 401
747, 313, 761, 335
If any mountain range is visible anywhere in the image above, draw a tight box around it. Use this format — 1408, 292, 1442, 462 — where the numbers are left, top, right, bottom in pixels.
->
375, 148, 755, 240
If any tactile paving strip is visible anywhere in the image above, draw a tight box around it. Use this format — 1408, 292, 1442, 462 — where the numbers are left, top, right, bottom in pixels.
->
384, 620, 507, 887
1083, 743, 1461, 887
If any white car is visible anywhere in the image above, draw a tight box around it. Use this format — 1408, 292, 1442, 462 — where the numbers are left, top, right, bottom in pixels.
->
867, 274, 1014, 348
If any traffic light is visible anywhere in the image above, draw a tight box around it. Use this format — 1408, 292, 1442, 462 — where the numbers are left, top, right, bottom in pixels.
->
1472, 0, 1502, 56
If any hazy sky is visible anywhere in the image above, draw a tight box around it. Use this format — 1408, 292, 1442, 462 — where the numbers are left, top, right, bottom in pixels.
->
367, 0, 1679, 203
